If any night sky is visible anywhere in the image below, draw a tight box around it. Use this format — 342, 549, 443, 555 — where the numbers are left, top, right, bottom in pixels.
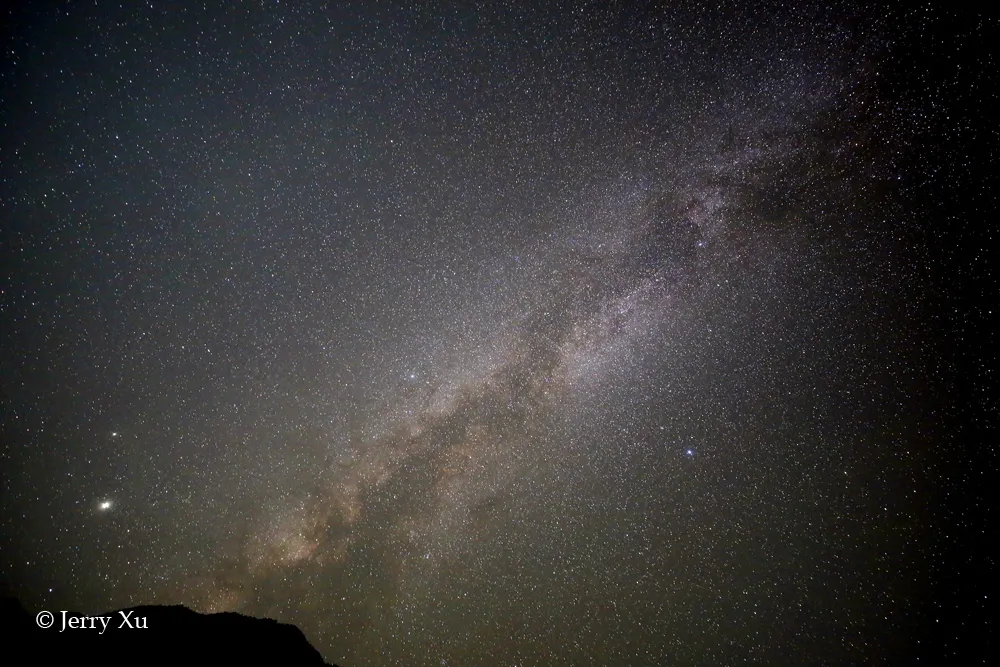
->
1, 2, 991, 665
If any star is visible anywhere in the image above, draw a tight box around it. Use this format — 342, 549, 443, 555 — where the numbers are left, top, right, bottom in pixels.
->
1, 3, 967, 665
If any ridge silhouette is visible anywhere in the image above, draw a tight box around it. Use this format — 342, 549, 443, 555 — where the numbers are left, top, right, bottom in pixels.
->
2, 597, 336, 666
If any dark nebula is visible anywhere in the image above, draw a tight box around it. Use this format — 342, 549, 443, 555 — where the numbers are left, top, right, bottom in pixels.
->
1, 2, 988, 665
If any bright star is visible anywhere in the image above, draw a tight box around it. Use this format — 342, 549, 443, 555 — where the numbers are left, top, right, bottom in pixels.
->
98, 500, 113, 511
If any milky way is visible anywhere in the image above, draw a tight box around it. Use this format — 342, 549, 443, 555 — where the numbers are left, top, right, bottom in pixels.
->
2, 2, 983, 665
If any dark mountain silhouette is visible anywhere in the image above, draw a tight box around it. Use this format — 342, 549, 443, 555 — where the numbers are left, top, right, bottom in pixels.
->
2, 597, 336, 666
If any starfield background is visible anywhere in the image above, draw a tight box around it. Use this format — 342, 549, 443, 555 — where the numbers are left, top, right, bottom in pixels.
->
1, 2, 991, 665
